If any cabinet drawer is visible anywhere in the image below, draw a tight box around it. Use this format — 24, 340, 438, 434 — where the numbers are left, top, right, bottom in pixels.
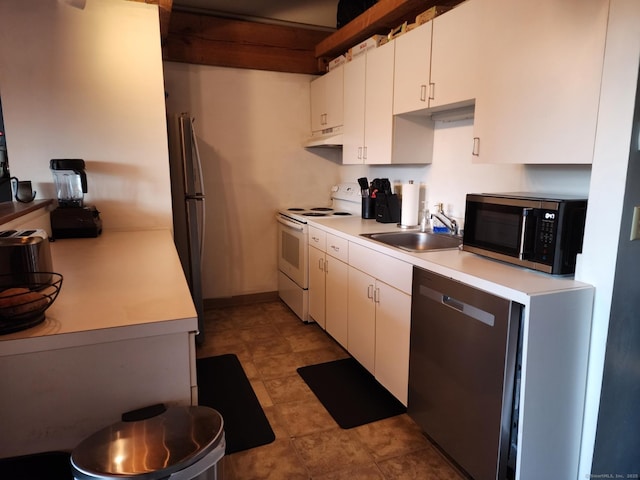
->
326, 233, 348, 262
309, 226, 326, 251
349, 242, 412, 294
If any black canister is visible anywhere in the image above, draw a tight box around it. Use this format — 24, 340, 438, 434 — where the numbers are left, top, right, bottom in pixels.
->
362, 197, 376, 219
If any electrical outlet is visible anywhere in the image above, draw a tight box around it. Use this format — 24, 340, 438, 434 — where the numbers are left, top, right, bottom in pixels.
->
631, 206, 640, 241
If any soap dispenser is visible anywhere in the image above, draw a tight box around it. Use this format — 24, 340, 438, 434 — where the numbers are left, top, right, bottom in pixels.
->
419, 202, 430, 232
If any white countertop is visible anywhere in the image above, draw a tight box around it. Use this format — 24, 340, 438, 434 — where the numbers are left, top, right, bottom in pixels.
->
0, 229, 197, 355
308, 216, 592, 305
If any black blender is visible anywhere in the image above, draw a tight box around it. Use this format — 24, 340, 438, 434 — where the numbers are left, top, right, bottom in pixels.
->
49, 159, 102, 238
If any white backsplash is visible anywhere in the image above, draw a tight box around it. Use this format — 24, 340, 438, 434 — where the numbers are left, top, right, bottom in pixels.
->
340, 118, 591, 228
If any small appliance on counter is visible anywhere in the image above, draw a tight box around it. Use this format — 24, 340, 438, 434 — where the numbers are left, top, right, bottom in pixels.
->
463, 192, 588, 274
49, 159, 102, 239
0, 229, 62, 335
0, 229, 53, 280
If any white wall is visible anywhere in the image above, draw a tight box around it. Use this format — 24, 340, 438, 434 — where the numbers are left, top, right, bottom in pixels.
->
163, 57, 594, 300
576, 0, 640, 476
339, 119, 591, 228
163, 62, 342, 298
0, 0, 172, 231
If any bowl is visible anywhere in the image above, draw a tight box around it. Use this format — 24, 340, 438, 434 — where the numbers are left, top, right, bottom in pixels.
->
0, 272, 63, 335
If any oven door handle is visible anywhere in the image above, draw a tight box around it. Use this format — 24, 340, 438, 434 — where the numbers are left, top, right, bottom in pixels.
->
276, 215, 305, 232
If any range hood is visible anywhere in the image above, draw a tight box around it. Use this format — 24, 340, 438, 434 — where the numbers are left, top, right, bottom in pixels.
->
304, 126, 343, 148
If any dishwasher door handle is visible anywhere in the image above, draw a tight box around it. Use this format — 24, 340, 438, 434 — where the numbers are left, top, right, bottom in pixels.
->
419, 285, 496, 327
442, 295, 464, 312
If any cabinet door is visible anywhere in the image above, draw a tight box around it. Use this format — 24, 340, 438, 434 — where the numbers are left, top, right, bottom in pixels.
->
374, 280, 411, 406
308, 246, 326, 328
364, 41, 395, 165
429, 0, 479, 109
347, 266, 376, 373
343, 55, 366, 164
472, 0, 608, 164
325, 256, 348, 349
393, 21, 432, 115
310, 65, 344, 133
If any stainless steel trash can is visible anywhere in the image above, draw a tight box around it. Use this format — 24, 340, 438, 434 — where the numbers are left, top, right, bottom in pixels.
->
71, 406, 225, 480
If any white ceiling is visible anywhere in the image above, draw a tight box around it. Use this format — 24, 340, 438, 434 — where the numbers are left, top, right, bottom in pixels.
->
173, 0, 339, 29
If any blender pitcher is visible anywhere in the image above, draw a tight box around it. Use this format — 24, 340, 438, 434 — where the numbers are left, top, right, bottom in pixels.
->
50, 159, 87, 207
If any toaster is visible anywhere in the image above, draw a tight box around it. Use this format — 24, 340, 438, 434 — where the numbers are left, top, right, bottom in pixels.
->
0, 229, 53, 283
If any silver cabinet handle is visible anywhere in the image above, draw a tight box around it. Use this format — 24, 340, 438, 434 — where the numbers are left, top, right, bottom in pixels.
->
428, 82, 435, 101
363, 146, 368, 160
472, 137, 480, 156
330, 245, 339, 252
420, 84, 427, 102
367, 284, 374, 299
318, 258, 324, 271
374, 287, 380, 303
325, 258, 329, 274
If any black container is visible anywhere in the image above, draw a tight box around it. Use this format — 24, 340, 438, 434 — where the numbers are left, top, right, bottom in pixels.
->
375, 193, 401, 223
362, 197, 376, 219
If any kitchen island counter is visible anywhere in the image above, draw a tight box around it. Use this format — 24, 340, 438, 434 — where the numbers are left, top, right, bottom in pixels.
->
0, 229, 197, 355
0, 229, 198, 458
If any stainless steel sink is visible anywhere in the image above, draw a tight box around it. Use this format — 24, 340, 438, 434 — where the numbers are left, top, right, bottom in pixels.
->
361, 231, 462, 252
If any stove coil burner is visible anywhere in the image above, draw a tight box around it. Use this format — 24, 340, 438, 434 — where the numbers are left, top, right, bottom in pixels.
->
303, 212, 328, 217
287, 208, 305, 212
333, 212, 352, 216
310, 207, 333, 212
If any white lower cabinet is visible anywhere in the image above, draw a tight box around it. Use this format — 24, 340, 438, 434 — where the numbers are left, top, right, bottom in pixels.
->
347, 266, 411, 405
373, 280, 411, 406
347, 267, 377, 372
308, 245, 326, 328
324, 254, 348, 349
347, 242, 413, 405
308, 227, 348, 348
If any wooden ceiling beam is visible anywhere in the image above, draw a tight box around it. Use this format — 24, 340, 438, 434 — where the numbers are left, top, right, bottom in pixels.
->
315, 0, 464, 60
162, 11, 332, 74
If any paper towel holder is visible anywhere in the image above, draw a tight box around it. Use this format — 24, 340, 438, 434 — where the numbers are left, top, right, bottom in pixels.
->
398, 180, 420, 229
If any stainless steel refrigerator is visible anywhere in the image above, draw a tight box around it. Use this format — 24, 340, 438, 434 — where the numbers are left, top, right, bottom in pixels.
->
167, 113, 206, 344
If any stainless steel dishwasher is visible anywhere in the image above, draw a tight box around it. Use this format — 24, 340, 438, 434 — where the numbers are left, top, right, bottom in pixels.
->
408, 267, 522, 480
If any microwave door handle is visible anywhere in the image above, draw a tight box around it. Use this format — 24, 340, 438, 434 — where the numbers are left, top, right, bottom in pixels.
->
519, 208, 533, 260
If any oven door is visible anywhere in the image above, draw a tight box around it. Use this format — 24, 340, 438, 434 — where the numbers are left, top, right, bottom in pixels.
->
276, 214, 308, 288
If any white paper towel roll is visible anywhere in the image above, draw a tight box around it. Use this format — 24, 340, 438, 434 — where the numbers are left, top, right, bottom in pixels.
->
401, 181, 419, 226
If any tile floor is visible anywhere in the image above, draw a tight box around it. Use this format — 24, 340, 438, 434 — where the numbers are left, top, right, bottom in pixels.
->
198, 300, 466, 480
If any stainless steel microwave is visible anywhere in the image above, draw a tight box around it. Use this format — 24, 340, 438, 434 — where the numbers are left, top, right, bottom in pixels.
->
462, 193, 588, 275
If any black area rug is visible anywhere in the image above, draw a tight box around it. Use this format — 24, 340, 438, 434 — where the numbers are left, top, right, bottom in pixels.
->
197, 354, 275, 454
0, 451, 72, 480
297, 357, 406, 429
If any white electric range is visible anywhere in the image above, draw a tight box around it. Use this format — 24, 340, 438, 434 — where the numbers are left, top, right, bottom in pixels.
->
276, 183, 361, 321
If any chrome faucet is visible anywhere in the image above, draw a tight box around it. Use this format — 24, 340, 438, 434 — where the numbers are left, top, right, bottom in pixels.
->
431, 203, 459, 236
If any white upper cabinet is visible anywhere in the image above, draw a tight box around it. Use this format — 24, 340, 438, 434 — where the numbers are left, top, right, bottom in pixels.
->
343, 54, 367, 163
343, 41, 396, 165
429, 0, 480, 109
472, 0, 609, 164
310, 65, 344, 133
344, 41, 431, 164
393, 22, 432, 115
363, 41, 396, 165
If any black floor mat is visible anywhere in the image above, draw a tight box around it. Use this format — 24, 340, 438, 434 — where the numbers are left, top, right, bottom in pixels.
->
297, 357, 406, 429
0, 451, 72, 480
197, 354, 275, 454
